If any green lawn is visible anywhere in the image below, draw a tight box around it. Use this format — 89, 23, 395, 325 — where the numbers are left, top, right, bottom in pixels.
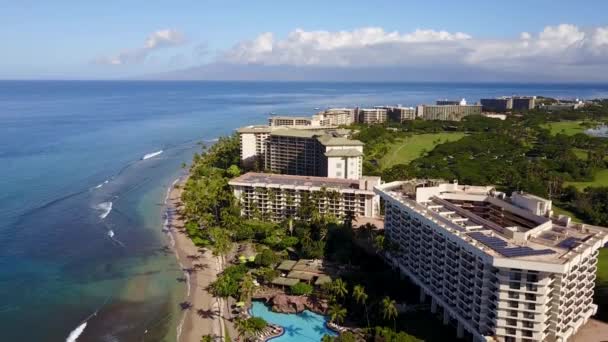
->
552, 205, 585, 223
565, 169, 608, 191
598, 248, 608, 284
541, 121, 586, 136
572, 148, 589, 160
379, 133, 466, 169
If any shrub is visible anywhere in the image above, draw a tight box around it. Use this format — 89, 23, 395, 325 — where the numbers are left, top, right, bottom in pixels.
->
255, 249, 278, 267
290, 282, 313, 296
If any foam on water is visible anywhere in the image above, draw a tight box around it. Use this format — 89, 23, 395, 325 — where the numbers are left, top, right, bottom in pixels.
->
96, 202, 113, 219
65, 322, 87, 342
142, 150, 163, 160
94, 180, 109, 189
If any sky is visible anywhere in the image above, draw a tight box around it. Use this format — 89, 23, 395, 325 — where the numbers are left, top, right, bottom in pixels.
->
3, 0, 608, 81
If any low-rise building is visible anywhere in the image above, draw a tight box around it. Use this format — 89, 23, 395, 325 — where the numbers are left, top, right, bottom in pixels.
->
230, 172, 381, 221
375, 179, 608, 342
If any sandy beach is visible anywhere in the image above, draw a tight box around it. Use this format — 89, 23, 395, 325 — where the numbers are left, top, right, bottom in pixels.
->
166, 178, 235, 342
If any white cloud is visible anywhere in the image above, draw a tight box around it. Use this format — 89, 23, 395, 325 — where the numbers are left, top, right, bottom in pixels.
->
96, 29, 185, 65
217, 25, 608, 78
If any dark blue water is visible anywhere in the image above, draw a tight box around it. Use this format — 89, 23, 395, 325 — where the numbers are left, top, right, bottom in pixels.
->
1, 81, 607, 341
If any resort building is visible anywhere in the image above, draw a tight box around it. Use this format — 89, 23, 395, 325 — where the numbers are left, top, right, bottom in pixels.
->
512, 97, 536, 112
238, 125, 364, 179
417, 99, 482, 121
437, 99, 462, 106
481, 96, 537, 113
268, 115, 315, 127
238, 125, 273, 168
314, 108, 356, 126
384, 106, 417, 122
375, 179, 608, 342
481, 97, 514, 113
264, 128, 363, 179
358, 108, 388, 124
229, 172, 381, 221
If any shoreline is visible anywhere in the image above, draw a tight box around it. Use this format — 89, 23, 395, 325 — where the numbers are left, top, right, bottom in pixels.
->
164, 176, 232, 342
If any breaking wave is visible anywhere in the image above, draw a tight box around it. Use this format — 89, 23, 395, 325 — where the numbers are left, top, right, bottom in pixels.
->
97, 202, 113, 219
142, 150, 163, 160
94, 180, 109, 189
65, 322, 87, 342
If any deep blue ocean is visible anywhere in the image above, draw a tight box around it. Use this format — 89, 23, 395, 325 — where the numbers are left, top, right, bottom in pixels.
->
1, 81, 608, 341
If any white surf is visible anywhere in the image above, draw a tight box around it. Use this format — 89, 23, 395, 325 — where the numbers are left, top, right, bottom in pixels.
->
97, 202, 113, 219
142, 150, 163, 160
65, 321, 87, 342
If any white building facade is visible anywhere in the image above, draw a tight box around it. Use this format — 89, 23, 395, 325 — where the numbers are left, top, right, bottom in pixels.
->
375, 180, 608, 342
230, 172, 381, 221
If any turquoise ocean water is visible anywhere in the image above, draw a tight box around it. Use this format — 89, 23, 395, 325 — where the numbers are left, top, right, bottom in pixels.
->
1, 81, 607, 341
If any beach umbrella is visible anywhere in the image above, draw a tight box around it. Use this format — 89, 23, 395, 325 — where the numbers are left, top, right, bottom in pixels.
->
239, 255, 247, 263
248, 256, 255, 262
236, 301, 246, 307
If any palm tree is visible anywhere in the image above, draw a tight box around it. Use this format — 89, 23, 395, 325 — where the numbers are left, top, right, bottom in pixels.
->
353, 284, 370, 328
321, 335, 335, 342
200, 336, 213, 342
328, 303, 347, 325
332, 278, 348, 301
234, 318, 253, 341
373, 235, 385, 253
381, 296, 398, 330
239, 273, 255, 303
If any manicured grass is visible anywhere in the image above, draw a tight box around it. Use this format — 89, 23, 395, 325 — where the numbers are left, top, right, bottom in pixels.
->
541, 121, 586, 136
379, 133, 466, 169
572, 148, 589, 160
598, 248, 608, 285
565, 169, 608, 191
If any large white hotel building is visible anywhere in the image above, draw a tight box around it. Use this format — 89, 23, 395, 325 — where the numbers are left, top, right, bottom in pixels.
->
375, 180, 607, 342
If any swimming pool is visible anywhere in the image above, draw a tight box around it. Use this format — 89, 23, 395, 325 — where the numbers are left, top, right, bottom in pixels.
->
250, 301, 338, 341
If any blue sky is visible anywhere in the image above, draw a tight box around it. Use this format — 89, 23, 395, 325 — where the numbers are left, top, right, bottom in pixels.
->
2, 0, 608, 80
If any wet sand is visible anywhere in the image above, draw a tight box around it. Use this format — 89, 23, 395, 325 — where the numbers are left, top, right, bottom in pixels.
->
167, 179, 231, 342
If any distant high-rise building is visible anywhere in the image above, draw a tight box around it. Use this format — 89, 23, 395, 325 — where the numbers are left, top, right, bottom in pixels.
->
437, 99, 461, 106
314, 108, 356, 126
480, 97, 513, 113
511, 97, 536, 111
382, 106, 417, 122
418, 101, 482, 121
358, 108, 388, 124
268, 116, 314, 127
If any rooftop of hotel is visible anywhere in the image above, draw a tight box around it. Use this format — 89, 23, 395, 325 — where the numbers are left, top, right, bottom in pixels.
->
324, 148, 363, 157
230, 172, 378, 192
376, 179, 608, 264
269, 115, 313, 121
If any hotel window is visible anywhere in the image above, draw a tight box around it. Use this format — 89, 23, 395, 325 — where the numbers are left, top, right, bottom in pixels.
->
527, 303, 536, 310
509, 301, 519, 308
336, 163, 342, 168
506, 319, 517, 326
522, 330, 533, 337
525, 293, 536, 301
506, 328, 516, 335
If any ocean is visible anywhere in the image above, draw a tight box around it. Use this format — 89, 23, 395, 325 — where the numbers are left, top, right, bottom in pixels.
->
1, 81, 608, 341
